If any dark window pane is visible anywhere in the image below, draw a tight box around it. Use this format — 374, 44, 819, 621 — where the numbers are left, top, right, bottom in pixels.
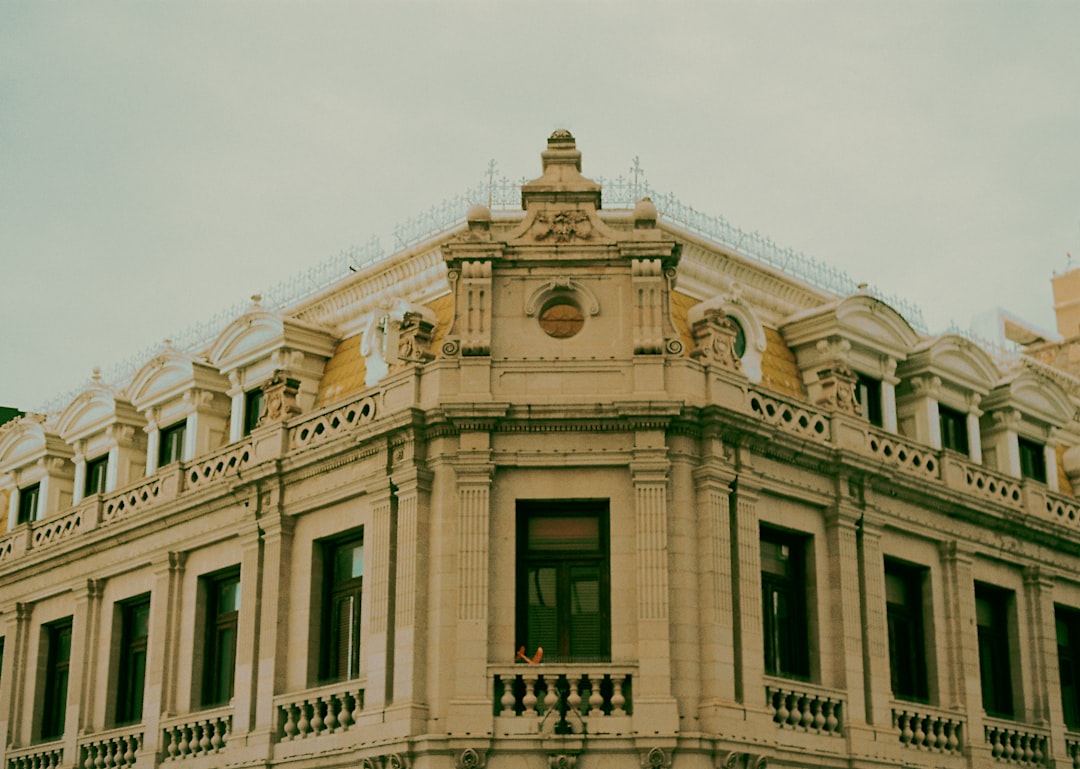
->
158, 421, 186, 466
202, 571, 240, 707
85, 456, 109, 496
761, 527, 810, 679
1018, 437, 1047, 483
939, 405, 969, 455
116, 595, 151, 725
1057, 606, 1080, 730
975, 584, 1014, 718
243, 389, 264, 436
856, 375, 884, 427
42, 619, 73, 740
885, 561, 929, 701
17, 483, 39, 525
320, 534, 364, 682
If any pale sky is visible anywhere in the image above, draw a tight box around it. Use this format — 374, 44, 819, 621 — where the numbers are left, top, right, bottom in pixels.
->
2, 2, 1079, 412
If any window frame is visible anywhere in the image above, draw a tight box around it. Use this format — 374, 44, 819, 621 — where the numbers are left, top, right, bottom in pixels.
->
243, 388, 265, 436
17, 482, 40, 525
158, 420, 186, 467
760, 525, 811, 680
318, 532, 365, 683
884, 559, 930, 702
40, 617, 73, 742
114, 594, 151, 726
1018, 436, 1047, 483
856, 373, 884, 428
515, 500, 611, 664
200, 569, 240, 708
1057, 604, 1080, 730
938, 404, 970, 455
85, 454, 109, 496
975, 582, 1015, 719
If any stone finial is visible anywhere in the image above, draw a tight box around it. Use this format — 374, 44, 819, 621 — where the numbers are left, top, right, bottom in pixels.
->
633, 197, 658, 228
520, 130, 601, 208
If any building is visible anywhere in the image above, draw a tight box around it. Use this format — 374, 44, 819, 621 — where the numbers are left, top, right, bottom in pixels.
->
1, 130, 1080, 769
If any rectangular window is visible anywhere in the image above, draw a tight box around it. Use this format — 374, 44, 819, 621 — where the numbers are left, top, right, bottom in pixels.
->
761, 526, 811, 679
115, 595, 151, 725
939, 405, 970, 455
243, 388, 264, 436
885, 560, 929, 701
85, 455, 109, 496
1057, 605, 1080, 730
1018, 437, 1047, 483
517, 501, 610, 663
319, 534, 364, 682
856, 374, 884, 427
17, 483, 40, 525
975, 583, 1014, 718
41, 618, 73, 741
202, 570, 240, 708
158, 421, 186, 467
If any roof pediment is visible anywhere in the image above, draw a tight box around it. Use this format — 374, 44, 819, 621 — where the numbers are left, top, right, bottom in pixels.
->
782, 294, 920, 359
0, 416, 71, 473
208, 304, 337, 375
57, 380, 141, 442
128, 345, 228, 410
983, 368, 1075, 428
900, 334, 1000, 394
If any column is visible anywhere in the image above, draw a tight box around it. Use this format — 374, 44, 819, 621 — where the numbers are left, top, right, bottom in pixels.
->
882, 361, 899, 434
391, 460, 433, 728
5, 483, 18, 530
693, 432, 737, 725
145, 410, 160, 476
0, 602, 34, 750
823, 492, 868, 724
365, 486, 394, 711
72, 448, 87, 505
231, 527, 263, 736
183, 411, 198, 461
1022, 567, 1056, 725
966, 407, 983, 463
856, 511, 891, 727
64, 579, 103, 759
251, 514, 294, 747
730, 466, 765, 708
939, 542, 989, 761
447, 433, 493, 733
228, 380, 245, 443
141, 552, 185, 758
1044, 443, 1060, 492
106, 444, 120, 493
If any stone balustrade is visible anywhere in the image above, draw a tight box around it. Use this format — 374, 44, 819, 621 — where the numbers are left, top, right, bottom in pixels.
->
492, 664, 634, 735
184, 441, 252, 491
289, 395, 378, 451
765, 679, 844, 736
275, 681, 366, 741
866, 429, 941, 480
747, 389, 831, 443
891, 703, 964, 754
102, 473, 164, 525
1065, 732, 1080, 769
160, 708, 231, 762
982, 718, 1049, 765
31, 498, 95, 550
5, 742, 63, 769
78, 727, 143, 769
1047, 492, 1080, 531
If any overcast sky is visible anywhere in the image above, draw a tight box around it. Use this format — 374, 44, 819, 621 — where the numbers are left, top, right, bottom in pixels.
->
2, 2, 1079, 413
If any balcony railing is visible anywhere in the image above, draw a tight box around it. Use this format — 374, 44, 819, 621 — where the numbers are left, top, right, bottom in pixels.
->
274, 680, 367, 742
78, 725, 143, 769
891, 702, 964, 754
982, 717, 1049, 765
764, 678, 844, 737
5, 741, 63, 769
1065, 731, 1080, 768
160, 706, 232, 762
491, 664, 634, 736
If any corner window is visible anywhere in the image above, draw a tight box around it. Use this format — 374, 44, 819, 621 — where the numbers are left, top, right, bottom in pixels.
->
17, 483, 40, 525
938, 405, 969, 455
1057, 605, 1080, 730
158, 421, 186, 467
85, 455, 109, 496
885, 560, 929, 701
975, 583, 1014, 718
319, 533, 364, 682
856, 374, 884, 427
761, 526, 810, 679
516, 501, 610, 663
41, 618, 73, 741
243, 388, 265, 436
201, 570, 240, 708
115, 595, 150, 725
1018, 437, 1047, 483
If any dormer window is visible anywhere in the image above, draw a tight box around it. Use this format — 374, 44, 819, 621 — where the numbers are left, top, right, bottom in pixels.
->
243, 388, 265, 437
938, 405, 970, 455
85, 455, 108, 496
1018, 437, 1047, 483
17, 483, 39, 525
856, 374, 884, 428
158, 421, 186, 467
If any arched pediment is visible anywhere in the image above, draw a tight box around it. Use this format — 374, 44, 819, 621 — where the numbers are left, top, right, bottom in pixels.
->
985, 368, 1075, 428
208, 309, 287, 374
901, 334, 1000, 394
56, 381, 141, 442
0, 416, 71, 473
833, 295, 920, 355
128, 345, 228, 411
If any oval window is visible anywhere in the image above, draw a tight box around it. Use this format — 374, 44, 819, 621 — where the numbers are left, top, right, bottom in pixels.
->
538, 298, 585, 339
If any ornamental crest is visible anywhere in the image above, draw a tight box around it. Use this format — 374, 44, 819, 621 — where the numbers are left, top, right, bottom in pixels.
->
533, 211, 592, 242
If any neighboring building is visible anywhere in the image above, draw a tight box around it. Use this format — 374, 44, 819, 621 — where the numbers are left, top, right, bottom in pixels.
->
2, 131, 1080, 769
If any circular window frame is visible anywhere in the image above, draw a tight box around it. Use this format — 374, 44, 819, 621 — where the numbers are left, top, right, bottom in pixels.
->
538, 296, 586, 339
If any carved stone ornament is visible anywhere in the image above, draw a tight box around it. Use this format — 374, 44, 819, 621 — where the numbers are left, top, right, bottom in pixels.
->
816, 363, 859, 416
549, 755, 576, 769
259, 374, 302, 427
691, 308, 743, 373
456, 748, 486, 769
641, 747, 671, 769
719, 752, 768, 769
532, 210, 592, 242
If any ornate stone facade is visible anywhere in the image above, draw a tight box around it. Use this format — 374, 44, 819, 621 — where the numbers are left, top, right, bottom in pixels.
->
1, 132, 1080, 769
